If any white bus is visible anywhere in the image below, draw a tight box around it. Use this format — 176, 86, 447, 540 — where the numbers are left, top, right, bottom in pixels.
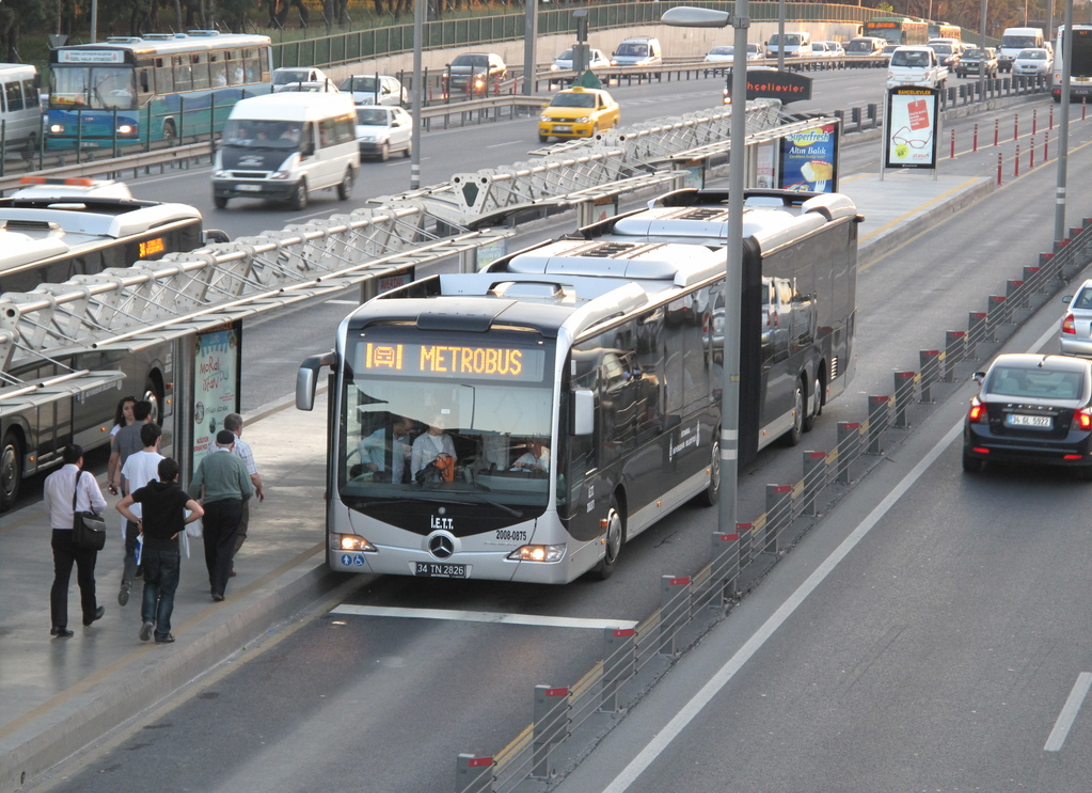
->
296, 189, 860, 583
0, 187, 220, 512
0, 63, 42, 150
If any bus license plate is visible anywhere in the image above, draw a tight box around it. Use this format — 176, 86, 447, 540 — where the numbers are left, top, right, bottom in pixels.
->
415, 562, 467, 578
1007, 414, 1051, 428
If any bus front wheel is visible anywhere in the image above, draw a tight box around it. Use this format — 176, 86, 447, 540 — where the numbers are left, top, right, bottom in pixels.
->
593, 496, 625, 580
0, 430, 23, 513
162, 120, 177, 145
695, 438, 720, 507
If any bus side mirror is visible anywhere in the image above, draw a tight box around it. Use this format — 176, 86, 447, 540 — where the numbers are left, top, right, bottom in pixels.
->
572, 389, 594, 436
297, 351, 337, 411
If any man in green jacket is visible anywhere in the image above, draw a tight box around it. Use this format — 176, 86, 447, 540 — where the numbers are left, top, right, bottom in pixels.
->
191, 430, 254, 602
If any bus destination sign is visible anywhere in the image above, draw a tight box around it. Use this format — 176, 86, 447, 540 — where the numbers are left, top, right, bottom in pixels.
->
360, 342, 545, 382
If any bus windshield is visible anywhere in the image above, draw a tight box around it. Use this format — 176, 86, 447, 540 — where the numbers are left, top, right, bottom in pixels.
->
339, 333, 557, 510
51, 66, 136, 110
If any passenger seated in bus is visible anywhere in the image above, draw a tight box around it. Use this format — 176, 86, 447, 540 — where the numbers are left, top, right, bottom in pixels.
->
350, 416, 412, 482
510, 440, 550, 474
411, 418, 457, 481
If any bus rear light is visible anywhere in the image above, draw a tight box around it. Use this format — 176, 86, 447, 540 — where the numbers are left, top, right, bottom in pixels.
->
333, 534, 375, 552
507, 544, 565, 563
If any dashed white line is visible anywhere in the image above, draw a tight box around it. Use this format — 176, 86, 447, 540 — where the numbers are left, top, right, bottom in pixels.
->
331, 604, 636, 630
1044, 672, 1092, 752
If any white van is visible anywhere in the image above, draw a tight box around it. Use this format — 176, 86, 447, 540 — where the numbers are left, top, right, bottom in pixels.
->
0, 63, 41, 149
212, 92, 359, 211
997, 27, 1045, 72
765, 31, 813, 59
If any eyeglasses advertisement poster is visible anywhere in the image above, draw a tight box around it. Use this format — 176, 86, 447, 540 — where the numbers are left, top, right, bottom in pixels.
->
884, 87, 940, 169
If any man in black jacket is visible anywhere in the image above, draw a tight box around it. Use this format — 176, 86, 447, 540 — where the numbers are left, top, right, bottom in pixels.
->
116, 458, 203, 644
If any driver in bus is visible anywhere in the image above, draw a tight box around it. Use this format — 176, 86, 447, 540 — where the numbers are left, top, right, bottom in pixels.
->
510, 439, 550, 474
352, 416, 412, 483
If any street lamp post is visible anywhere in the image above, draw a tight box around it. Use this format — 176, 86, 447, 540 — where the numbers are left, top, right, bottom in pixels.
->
410, 0, 423, 189
662, 4, 749, 547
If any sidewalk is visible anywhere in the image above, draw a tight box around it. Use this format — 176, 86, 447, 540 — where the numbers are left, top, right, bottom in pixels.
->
0, 169, 990, 793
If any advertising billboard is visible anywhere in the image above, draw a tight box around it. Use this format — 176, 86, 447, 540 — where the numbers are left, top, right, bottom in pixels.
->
884, 87, 940, 169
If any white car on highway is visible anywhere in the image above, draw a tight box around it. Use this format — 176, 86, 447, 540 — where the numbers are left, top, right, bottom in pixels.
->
355, 104, 413, 161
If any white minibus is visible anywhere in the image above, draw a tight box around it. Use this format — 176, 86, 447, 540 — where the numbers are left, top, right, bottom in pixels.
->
211, 92, 359, 210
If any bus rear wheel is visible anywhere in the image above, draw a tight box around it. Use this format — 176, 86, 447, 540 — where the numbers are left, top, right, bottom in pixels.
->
1, 430, 23, 513
695, 438, 720, 507
782, 378, 805, 447
162, 120, 176, 145
593, 496, 624, 580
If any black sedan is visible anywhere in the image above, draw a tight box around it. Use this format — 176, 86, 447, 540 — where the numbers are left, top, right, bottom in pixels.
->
963, 353, 1092, 477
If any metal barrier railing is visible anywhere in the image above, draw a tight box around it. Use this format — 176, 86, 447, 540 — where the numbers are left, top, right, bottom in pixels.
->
450, 215, 1092, 793
271, 1, 878, 70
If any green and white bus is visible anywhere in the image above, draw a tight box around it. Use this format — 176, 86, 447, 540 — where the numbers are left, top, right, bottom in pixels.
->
46, 30, 271, 149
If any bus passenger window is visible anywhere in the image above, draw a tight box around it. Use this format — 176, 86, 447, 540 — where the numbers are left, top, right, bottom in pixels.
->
191, 53, 210, 90
22, 79, 39, 108
6, 81, 23, 112
173, 56, 192, 92
210, 55, 227, 87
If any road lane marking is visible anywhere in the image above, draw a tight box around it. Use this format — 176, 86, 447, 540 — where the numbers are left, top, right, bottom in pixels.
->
1044, 672, 1092, 752
595, 320, 1065, 792
331, 604, 636, 630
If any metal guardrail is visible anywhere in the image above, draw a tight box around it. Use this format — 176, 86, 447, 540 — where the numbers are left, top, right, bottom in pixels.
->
449, 213, 1092, 793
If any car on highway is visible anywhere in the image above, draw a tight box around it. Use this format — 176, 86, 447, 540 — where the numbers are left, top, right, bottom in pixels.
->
442, 52, 507, 96
1012, 47, 1053, 76
276, 80, 340, 93
882, 43, 900, 57
272, 66, 331, 92
963, 353, 1092, 477
611, 35, 663, 69
954, 47, 999, 78
538, 86, 619, 142
926, 41, 961, 72
817, 41, 845, 57
845, 36, 886, 59
338, 74, 407, 106
887, 45, 948, 89
551, 47, 611, 74
1060, 279, 1092, 356
706, 43, 763, 63
355, 104, 413, 161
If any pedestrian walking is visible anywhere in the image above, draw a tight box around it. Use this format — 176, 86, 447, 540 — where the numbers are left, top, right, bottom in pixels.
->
106, 395, 136, 496
116, 422, 165, 606
222, 412, 264, 577
190, 430, 254, 602
117, 458, 203, 644
111, 400, 153, 605
43, 445, 108, 637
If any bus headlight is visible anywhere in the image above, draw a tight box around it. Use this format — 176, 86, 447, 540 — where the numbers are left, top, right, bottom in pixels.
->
332, 533, 376, 552
507, 544, 565, 563
49, 124, 65, 134
117, 124, 135, 135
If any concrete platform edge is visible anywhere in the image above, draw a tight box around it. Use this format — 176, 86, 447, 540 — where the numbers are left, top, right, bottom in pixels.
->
1, 562, 343, 793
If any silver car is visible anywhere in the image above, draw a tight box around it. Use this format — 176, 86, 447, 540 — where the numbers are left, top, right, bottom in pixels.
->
1060, 279, 1092, 355
1012, 47, 1052, 76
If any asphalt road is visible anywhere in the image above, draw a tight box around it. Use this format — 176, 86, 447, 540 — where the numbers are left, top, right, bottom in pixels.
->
23, 69, 1092, 792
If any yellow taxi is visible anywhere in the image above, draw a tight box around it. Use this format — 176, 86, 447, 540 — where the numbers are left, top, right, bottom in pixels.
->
537, 86, 620, 143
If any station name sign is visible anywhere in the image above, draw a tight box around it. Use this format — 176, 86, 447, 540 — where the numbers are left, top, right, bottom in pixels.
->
728, 69, 813, 104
